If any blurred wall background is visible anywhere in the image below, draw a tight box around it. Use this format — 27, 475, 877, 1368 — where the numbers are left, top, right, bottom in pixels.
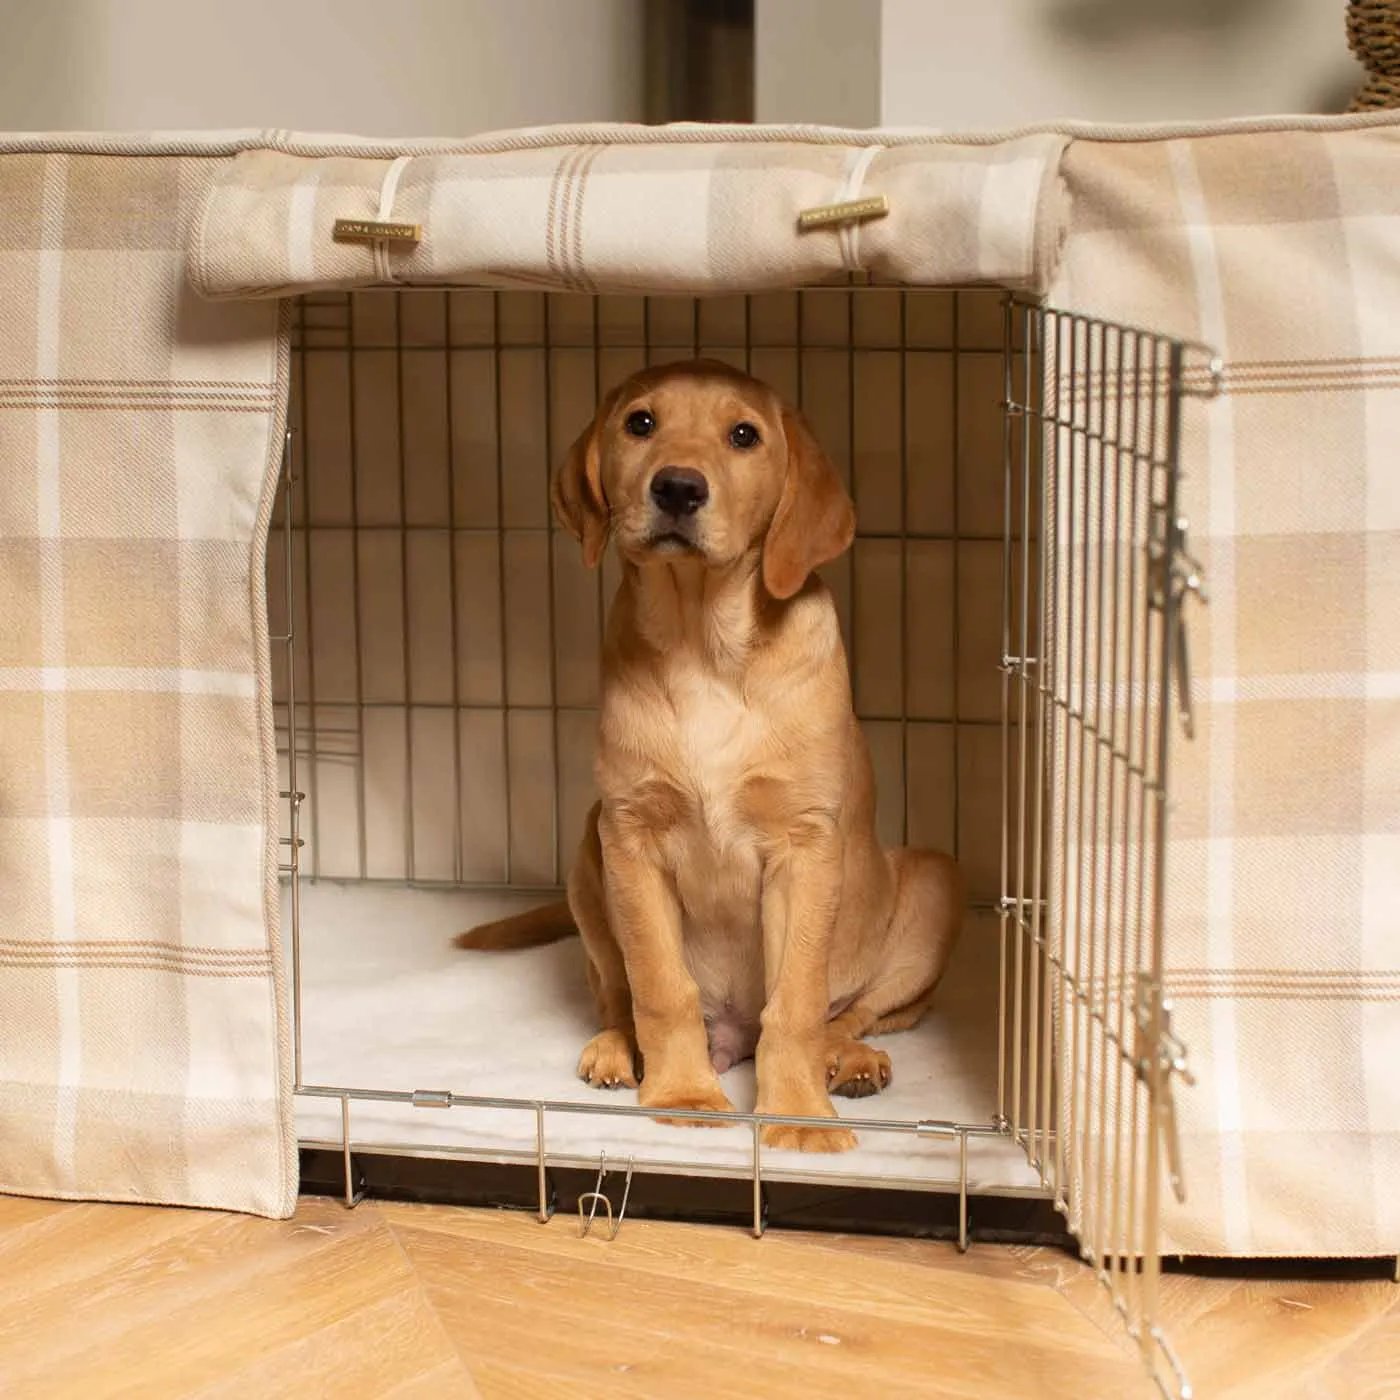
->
756, 0, 1363, 126
0, 0, 645, 134
0, 0, 1364, 134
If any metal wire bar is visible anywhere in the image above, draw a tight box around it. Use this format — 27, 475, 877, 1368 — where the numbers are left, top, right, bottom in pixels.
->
1033, 303, 1059, 1186
1080, 318, 1108, 1267
958, 1130, 970, 1252
535, 1102, 551, 1222
277, 428, 304, 1089
289, 521, 1007, 542
899, 291, 911, 847
302, 1079, 1002, 1137
1023, 303, 1049, 1177
1126, 332, 1163, 1335
1091, 322, 1125, 1278
751, 1118, 764, 1238
1013, 320, 1034, 1148
542, 306, 563, 885
1107, 326, 1144, 1305
592, 297, 608, 715
347, 297, 371, 881
296, 299, 324, 881
394, 293, 418, 881
1042, 309, 1065, 1210
1061, 311, 1085, 1225
846, 290, 862, 826
493, 293, 515, 883
303, 1135, 1052, 1202
950, 294, 963, 862
996, 293, 1014, 1132
444, 291, 465, 885
279, 697, 1003, 721
340, 1095, 364, 1209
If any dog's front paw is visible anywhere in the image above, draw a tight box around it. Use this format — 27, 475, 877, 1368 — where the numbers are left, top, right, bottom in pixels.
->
826, 1040, 892, 1099
639, 1076, 735, 1127
757, 1092, 857, 1153
578, 1030, 639, 1089
761, 1120, 858, 1153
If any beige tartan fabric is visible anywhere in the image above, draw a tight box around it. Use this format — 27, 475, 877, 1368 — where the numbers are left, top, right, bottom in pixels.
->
1052, 124, 1400, 1257
2, 116, 1398, 1253
0, 152, 296, 1217
189, 134, 1069, 299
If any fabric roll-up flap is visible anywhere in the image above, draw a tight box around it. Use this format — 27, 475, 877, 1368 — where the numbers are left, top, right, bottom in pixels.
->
190, 131, 1071, 300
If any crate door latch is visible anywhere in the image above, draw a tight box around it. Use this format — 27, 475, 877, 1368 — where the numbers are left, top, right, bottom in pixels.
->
1134, 973, 1195, 1205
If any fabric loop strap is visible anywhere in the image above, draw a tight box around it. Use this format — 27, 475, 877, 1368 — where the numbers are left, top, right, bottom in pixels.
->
837, 145, 883, 271
372, 155, 413, 282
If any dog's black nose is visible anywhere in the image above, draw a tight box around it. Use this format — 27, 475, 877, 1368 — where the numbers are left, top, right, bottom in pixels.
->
649, 466, 709, 516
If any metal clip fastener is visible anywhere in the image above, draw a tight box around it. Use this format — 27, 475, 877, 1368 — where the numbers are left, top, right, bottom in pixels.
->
1134, 974, 1195, 1205
797, 195, 890, 231
578, 1152, 634, 1241
332, 218, 422, 245
411, 1089, 454, 1109
1169, 515, 1208, 741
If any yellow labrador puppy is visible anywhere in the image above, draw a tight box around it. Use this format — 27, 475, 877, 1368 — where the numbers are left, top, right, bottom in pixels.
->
458, 359, 964, 1151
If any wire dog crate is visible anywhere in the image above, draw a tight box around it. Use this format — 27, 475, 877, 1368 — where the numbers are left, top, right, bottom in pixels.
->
268, 282, 1217, 1398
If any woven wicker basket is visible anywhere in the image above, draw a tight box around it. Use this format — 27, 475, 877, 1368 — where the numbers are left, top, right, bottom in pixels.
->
1348, 0, 1400, 109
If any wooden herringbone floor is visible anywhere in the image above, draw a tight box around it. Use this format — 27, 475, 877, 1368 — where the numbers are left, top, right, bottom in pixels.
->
0, 1193, 1396, 1398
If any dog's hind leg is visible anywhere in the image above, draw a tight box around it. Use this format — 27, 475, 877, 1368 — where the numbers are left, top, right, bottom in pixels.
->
825, 848, 965, 1098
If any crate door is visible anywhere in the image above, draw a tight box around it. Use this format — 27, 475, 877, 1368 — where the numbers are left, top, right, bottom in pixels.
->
998, 296, 1212, 1400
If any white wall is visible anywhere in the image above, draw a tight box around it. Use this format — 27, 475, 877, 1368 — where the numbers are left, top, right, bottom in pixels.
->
754, 0, 881, 126
0, 0, 644, 136
756, 0, 1362, 131
880, 0, 1361, 128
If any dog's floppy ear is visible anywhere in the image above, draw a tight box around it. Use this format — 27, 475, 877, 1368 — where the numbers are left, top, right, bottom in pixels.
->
761, 404, 856, 600
551, 387, 621, 569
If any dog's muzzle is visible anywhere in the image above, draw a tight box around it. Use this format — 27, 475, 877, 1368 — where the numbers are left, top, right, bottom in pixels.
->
646, 466, 709, 551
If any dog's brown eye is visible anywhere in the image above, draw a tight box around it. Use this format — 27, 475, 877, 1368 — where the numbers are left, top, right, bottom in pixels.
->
625, 409, 655, 438
729, 421, 760, 450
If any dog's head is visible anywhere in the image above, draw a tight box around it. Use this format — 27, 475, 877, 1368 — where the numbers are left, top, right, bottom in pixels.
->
551, 359, 855, 599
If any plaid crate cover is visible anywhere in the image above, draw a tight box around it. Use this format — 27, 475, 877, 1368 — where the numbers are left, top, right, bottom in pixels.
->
0, 117, 1396, 1248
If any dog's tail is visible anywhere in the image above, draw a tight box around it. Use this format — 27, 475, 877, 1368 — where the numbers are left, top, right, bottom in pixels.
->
452, 899, 577, 952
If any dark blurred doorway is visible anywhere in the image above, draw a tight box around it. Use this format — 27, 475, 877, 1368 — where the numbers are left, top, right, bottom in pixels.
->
644, 0, 755, 123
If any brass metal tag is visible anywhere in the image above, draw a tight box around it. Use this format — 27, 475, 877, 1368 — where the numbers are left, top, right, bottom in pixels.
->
796, 195, 890, 232
332, 218, 423, 245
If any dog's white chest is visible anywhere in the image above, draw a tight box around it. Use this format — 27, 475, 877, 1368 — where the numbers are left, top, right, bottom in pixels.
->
661, 666, 769, 1018
669, 668, 763, 834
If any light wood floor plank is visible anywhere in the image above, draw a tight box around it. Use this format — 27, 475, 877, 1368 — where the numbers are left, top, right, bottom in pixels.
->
390, 1211, 1150, 1399
3, 1199, 398, 1399
1, 1192, 1394, 1400
186, 1290, 476, 1400
380, 1197, 1126, 1353
380, 1360, 485, 1399
1178, 1278, 1399, 1399
1310, 1296, 1400, 1400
